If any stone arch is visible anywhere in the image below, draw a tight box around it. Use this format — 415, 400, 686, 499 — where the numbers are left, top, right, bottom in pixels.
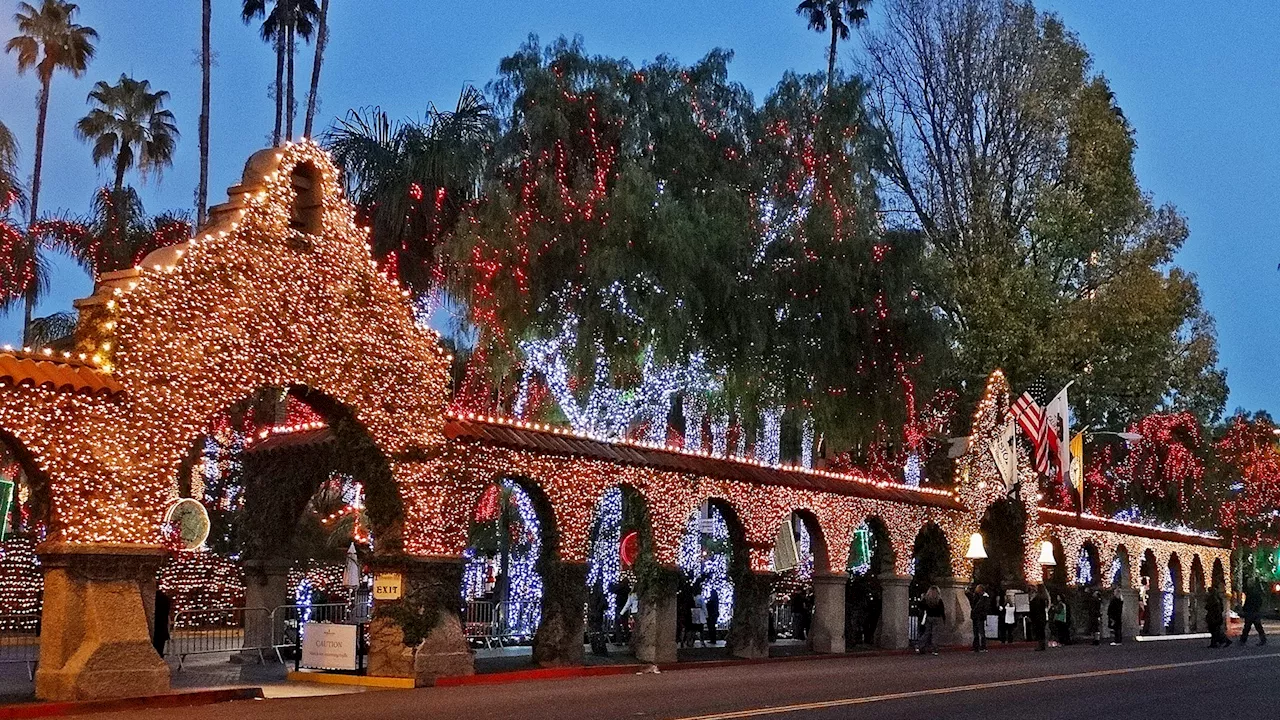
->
976, 498, 1028, 593
1211, 557, 1227, 590
1077, 541, 1101, 588
779, 508, 830, 577
848, 516, 895, 577
1044, 536, 1068, 591
288, 159, 324, 234
1111, 545, 1133, 588
909, 522, 952, 592
1189, 555, 1207, 632
0, 425, 52, 535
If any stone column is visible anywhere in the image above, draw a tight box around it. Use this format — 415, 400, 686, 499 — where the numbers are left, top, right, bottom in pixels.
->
1171, 593, 1191, 635
877, 575, 911, 650
726, 571, 772, 660
937, 578, 973, 648
1116, 587, 1140, 641
809, 574, 846, 654
532, 562, 588, 667
35, 543, 170, 702
632, 585, 677, 665
239, 558, 291, 661
366, 557, 473, 686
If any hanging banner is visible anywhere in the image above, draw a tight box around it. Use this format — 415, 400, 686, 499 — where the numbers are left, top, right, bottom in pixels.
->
774, 520, 799, 572
988, 419, 1017, 491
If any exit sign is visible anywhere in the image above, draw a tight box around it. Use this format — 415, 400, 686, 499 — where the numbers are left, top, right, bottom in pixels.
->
373, 572, 403, 600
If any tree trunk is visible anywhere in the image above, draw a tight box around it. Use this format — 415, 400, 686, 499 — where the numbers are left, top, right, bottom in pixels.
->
286, 24, 295, 141
113, 153, 126, 195
197, 0, 211, 228
23, 77, 51, 344
273, 31, 285, 145
827, 20, 838, 93
303, 0, 329, 139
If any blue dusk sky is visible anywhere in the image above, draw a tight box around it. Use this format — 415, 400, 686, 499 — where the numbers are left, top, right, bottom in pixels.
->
0, 1, 1276, 416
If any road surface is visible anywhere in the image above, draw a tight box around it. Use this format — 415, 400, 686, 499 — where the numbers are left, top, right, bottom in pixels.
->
87, 638, 1279, 720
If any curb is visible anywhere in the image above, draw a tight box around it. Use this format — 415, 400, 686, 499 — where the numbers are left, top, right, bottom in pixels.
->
434, 641, 1040, 688
286, 671, 415, 689
0, 687, 264, 719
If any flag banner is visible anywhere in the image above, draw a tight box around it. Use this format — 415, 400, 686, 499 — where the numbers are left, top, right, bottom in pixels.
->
1043, 385, 1071, 488
774, 519, 799, 572
1070, 430, 1085, 506
1012, 392, 1051, 475
989, 418, 1017, 490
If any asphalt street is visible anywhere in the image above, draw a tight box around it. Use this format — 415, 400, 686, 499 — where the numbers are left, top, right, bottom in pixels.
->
84, 639, 1280, 720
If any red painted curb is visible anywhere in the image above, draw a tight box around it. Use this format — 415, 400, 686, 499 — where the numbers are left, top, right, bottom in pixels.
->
0, 687, 264, 719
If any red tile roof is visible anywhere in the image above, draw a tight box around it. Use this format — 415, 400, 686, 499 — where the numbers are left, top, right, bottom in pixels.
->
442, 415, 965, 511
1037, 508, 1227, 549
0, 353, 124, 399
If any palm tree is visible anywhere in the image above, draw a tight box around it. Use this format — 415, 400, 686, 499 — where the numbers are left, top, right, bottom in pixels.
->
5, 0, 97, 337
325, 87, 495, 292
795, 0, 871, 92
75, 75, 180, 195
34, 186, 190, 277
243, 0, 318, 144
302, 0, 329, 138
0, 119, 22, 212
197, 0, 212, 228
0, 188, 45, 326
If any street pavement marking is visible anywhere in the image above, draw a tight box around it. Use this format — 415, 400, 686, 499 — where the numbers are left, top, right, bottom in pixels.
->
673, 652, 1280, 720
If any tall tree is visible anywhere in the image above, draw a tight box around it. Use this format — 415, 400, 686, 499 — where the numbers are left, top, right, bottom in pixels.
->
75, 75, 180, 194
197, 0, 212, 227
303, 0, 329, 138
795, 0, 871, 92
244, 0, 318, 143
864, 0, 1226, 427
325, 87, 494, 293
34, 186, 190, 277
5, 0, 97, 339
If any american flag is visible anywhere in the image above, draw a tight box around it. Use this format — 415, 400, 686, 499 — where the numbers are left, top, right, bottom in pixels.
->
1011, 391, 1051, 475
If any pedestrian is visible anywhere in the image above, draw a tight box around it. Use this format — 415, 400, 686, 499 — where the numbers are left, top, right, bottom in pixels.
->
864, 581, 882, 646
917, 586, 945, 655
1087, 590, 1103, 646
1000, 589, 1017, 643
152, 588, 172, 657
790, 588, 810, 641
1107, 592, 1124, 645
1240, 578, 1268, 646
677, 584, 694, 647
1051, 595, 1069, 647
1030, 585, 1049, 651
691, 593, 708, 648
1206, 587, 1228, 648
588, 580, 609, 655
969, 584, 991, 653
706, 588, 720, 647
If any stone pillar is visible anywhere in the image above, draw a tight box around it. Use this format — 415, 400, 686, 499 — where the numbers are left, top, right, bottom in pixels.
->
937, 578, 973, 648
532, 562, 588, 667
366, 557, 473, 686
809, 574, 846, 654
877, 575, 911, 650
1117, 587, 1140, 641
633, 587, 677, 665
726, 571, 772, 660
239, 558, 291, 661
1171, 593, 1190, 635
35, 543, 170, 702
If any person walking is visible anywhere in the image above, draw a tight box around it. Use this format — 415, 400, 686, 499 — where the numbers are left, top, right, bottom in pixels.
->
691, 593, 708, 648
917, 586, 945, 655
706, 589, 720, 647
1206, 587, 1229, 648
969, 584, 991, 653
1051, 595, 1069, 647
1000, 590, 1017, 643
1029, 585, 1049, 651
1240, 578, 1268, 646
1107, 592, 1124, 645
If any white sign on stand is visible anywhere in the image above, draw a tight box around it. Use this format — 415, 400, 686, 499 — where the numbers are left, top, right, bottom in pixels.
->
300, 623, 359, 671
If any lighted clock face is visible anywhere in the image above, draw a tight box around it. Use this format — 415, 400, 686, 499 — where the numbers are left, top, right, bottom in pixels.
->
166, 498, 211, 550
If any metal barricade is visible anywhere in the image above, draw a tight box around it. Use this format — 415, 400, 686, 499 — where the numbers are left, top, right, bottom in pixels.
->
167, 607, 271, 669
464, 600, 541, 647
0, 614, 40, 680
464, 600, 496, 647
270, 603, 360, 663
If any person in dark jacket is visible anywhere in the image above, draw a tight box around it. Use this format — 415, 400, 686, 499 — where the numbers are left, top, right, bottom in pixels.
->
1206, 587, 1229, 648
969, 584, 992, 652
152, 589, 172, 657
1086, 590, 1103, 646
1029, 585, 1049, 651
917, 586, 945, 655
1240, 579, 1268, 646
705, 589, 720, 646
1107, 593, 1124, 645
